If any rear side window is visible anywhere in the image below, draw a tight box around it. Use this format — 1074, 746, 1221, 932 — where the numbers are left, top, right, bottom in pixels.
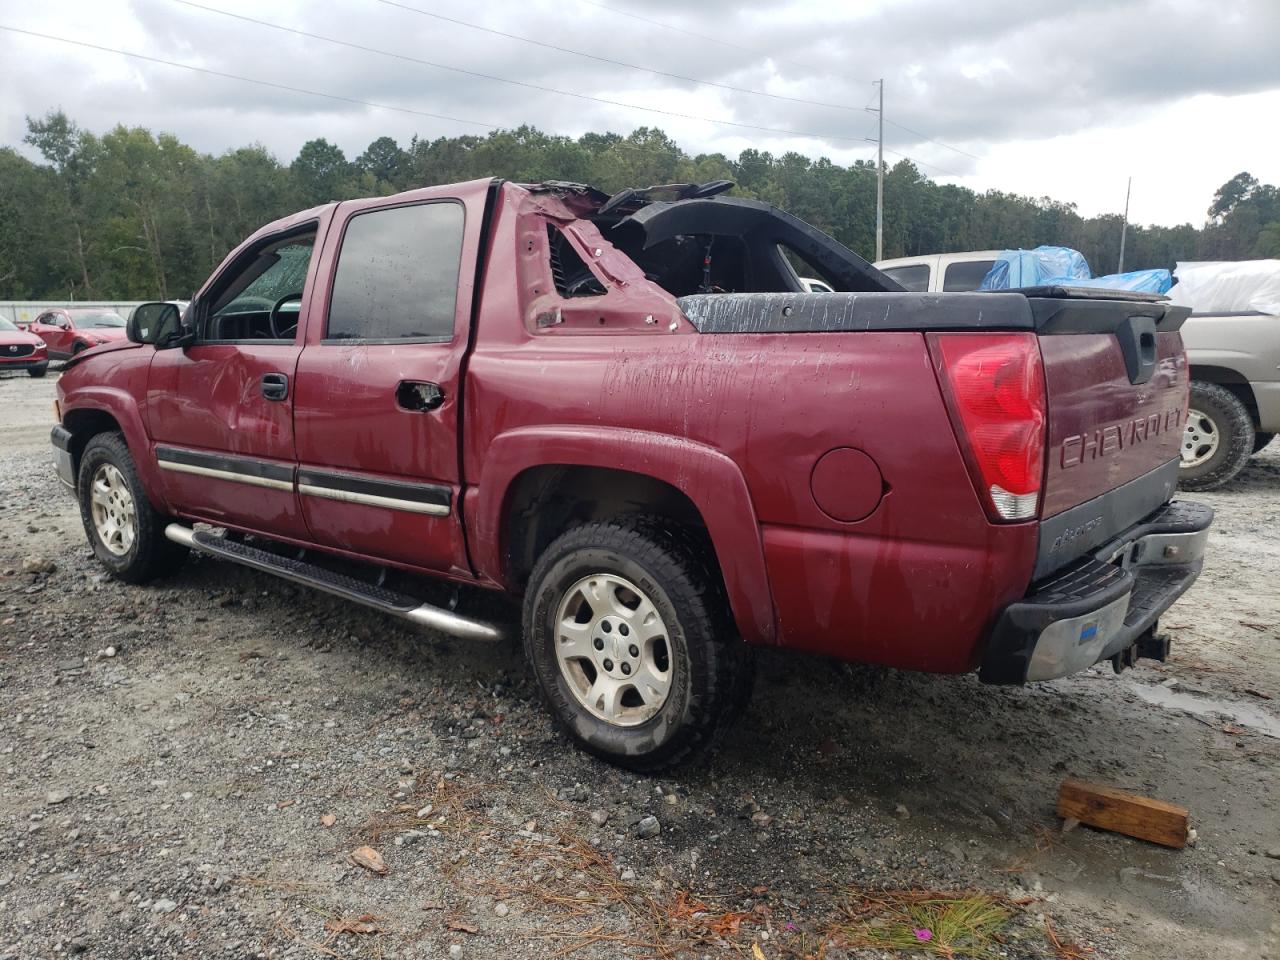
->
942, 259, 996, 292
881, 264, 930, 291
327, 201, 464, 342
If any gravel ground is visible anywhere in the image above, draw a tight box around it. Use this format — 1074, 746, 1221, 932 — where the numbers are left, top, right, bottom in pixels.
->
1, 370, 1277, 960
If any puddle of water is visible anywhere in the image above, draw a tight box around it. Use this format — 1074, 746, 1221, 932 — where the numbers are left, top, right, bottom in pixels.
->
1128, 682, 1280, 739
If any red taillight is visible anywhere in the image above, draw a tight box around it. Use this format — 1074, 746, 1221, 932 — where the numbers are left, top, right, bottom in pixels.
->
930, 333, 1046, 522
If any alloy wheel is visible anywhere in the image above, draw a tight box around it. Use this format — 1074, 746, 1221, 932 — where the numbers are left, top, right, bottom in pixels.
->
553, 573, 673, 727
90, 463, 136, 557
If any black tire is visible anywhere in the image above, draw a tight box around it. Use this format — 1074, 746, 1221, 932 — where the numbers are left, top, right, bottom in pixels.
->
71, 341, 88, 355
1252, 432, 1274, 455
77, 432, 188, 583
1179, 381, 1255, 490
27, 362, 49, 378
523, 518, 752, 771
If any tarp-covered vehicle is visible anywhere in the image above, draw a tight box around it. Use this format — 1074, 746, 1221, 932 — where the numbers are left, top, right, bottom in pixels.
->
1173, 260, 1280, 488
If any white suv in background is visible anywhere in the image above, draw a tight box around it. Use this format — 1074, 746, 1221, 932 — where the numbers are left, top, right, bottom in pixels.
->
874, 251, 1001, 292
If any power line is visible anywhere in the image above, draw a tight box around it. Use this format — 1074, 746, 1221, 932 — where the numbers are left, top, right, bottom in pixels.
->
373, 0, 871, 116
1, 23, 959, 180
0, 23, 876, 165
577, 0, 981, 163
884, 147, 966, 179
882, 119, 980, 160
575, 0, 845, 79
0, 24, 499, 127
171, 1, 876, 146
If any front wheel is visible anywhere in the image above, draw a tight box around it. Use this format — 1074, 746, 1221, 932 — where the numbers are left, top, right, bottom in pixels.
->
77, 432, 188, 583
27, 362, 49, 378
523, 519, 752, 771
1179, 382, 1254, 490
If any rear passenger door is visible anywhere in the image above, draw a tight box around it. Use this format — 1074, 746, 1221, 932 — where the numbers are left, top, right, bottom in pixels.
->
291, 183, 489, 578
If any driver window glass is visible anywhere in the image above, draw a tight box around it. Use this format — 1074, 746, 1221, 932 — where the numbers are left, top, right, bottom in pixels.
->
203, 232, 317, 342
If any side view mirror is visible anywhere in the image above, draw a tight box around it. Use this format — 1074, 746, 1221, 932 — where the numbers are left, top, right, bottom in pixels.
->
128, 302, 189, 348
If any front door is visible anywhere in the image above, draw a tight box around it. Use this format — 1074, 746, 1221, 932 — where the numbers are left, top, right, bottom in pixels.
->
147, 218, 328, 541
291, 184, 487, 577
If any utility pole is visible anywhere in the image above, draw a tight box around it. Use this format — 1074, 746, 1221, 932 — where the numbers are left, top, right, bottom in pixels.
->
1117, 176, 1131, 274
874, 78, 884, 263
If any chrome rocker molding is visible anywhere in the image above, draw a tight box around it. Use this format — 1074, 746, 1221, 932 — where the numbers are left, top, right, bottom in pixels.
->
164, 523, 503, 642
155, 445, 295, 492
297, 484, 450, 516
159, 460, 294, 491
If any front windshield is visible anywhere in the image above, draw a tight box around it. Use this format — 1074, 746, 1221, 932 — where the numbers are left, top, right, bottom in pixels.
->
0, 318, 17, 332
79, 311, 125, 328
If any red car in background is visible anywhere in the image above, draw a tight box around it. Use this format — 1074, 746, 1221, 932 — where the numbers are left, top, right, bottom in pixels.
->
0, 316, 49, 377
27, 308, 128, 359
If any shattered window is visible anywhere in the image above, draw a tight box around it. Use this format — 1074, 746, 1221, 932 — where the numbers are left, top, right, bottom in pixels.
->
547, 227, 605, 297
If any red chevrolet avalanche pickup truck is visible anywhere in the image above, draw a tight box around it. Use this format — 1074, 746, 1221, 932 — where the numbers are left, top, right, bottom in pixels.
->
52, 178, 1212, 769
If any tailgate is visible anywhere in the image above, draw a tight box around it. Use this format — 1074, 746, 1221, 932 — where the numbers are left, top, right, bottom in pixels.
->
1027, 288, 1190, 577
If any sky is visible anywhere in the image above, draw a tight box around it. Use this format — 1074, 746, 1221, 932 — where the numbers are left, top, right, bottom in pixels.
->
1, 0, 1278, 228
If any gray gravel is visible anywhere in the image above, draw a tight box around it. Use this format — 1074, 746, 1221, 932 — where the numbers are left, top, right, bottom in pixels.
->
1, 371, 1278, 959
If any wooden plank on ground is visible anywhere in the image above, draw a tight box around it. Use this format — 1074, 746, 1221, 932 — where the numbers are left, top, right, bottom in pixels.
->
1056, 778, 1190, 849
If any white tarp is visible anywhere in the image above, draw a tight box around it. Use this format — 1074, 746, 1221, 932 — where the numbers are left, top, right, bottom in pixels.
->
1169, 260, 1280, 316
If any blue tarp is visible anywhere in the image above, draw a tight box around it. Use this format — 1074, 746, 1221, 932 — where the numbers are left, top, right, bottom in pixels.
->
1057, 269, 1173, 294
979, 246, 1091, 290
979, 246, 1172, 294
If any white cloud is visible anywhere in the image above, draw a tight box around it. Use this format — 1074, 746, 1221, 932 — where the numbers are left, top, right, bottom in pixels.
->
0, 0, 1276, 227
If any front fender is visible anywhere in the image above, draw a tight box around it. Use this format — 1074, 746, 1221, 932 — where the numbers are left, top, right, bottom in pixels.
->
471, 425, 776, 645
60, 381, 170, 514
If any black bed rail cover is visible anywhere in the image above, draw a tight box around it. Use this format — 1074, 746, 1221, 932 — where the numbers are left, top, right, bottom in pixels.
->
677, 291, 1189, 335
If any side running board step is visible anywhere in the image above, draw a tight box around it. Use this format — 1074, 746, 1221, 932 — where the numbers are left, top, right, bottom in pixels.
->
165, 524, 503, 642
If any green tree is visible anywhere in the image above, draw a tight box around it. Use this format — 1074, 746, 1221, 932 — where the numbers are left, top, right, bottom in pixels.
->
6, 115, 1278, 300
292, 139, 353, 206
357, 136, 410, 192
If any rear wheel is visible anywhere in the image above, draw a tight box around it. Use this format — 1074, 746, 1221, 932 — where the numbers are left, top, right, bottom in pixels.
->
1252, 432, 1274, 455
523, 518, 751, 771
1179, 381, 1254, 490
77, 432, 188, 583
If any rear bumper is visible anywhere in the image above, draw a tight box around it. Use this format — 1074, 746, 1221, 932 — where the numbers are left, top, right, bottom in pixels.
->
980, 499, 1213, 683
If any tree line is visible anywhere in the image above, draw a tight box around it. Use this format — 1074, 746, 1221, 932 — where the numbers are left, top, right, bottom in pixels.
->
1, 110, 1276, 301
